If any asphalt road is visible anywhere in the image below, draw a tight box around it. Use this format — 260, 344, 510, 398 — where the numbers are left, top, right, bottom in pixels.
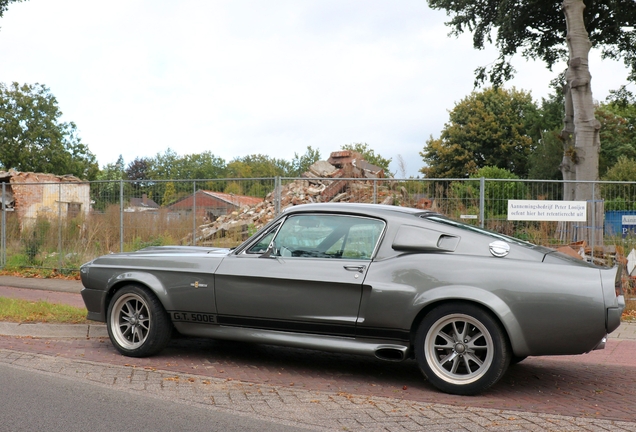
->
0, 362, 311, 432
2, 279, 636, 430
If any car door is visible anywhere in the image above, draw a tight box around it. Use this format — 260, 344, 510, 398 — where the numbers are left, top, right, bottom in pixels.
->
214, 213, 385, 337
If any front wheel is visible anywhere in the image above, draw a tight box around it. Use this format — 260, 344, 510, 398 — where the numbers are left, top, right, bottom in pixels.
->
415, 303, 511, 395
107, 285, 172, 357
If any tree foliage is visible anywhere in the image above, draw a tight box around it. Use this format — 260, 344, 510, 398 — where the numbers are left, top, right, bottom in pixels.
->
125, 157, 152, 183
225, 154, 289, 178
0, 82, 98, 179
420, 87, 538, 178
0, 0, 21, 22
528, 84, 567, 180
340, 143, 392, 174
289, 146, 321, 176
600, 155, 636, 210
428, 0, 636, 85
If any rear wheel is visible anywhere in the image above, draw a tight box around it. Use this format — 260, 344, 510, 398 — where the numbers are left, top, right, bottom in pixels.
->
415, 303, 511, 395
107, 285, 172, 357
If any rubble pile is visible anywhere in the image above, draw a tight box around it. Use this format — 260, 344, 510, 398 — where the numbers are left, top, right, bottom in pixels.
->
194, 151, 400, 245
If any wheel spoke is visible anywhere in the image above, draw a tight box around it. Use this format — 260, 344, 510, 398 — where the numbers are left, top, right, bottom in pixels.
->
462, 355, 473, 373
139, 319, 150, 331
436, 330, 455, 346
449, 356, 460, 374
121, 305, 133, 319
439, 351, 458, 365
453, 321, 467, 342
465, 352, 484, 368
466, 332, 487, 349
120, 323, 132, 338
133, 326, 144, 343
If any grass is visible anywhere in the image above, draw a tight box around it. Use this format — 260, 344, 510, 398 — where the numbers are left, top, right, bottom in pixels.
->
0, 297, 88, 324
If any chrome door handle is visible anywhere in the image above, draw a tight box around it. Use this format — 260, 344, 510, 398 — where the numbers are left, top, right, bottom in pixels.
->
343, 265, 366, 273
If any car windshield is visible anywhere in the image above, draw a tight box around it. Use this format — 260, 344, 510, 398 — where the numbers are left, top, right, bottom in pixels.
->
423, 214, 535, 247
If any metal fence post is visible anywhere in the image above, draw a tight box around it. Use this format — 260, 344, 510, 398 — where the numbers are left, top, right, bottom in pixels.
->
591, 182, 596, 258
1, 183, 5, 268
373, 179, 377, 204
58, 183, 63, 269
192, 181, 197, 246
479, 177, 485, 228
275, 176, 281, 216
120, 180, 124, 253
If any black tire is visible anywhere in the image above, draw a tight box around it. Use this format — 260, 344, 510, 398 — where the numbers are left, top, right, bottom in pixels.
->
414, 303, 511, 395
106, 285, 172, 357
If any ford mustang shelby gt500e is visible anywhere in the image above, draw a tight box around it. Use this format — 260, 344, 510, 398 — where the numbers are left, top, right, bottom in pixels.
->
80, 203, 625, 395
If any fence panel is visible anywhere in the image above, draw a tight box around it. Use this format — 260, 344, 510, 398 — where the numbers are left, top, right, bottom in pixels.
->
3, 177, 636, 271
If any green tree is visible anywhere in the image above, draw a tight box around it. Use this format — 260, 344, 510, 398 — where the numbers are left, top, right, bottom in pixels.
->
92, 155, 126, 211
450, 166, 526, 217
601, 156, 636, 211
147, 149, 227, 180
596, 106, 636, 177
126, 157, 152, 183
528, 84, 567, 180
148, 148, 180, 180
162, 181, 177, 205
0, 1, 22, 22
340, 143, 392, 174
428, 0, 636, 207
0, 82, 98, 179
594, 88, 636, 177
420, 87, 538, 178
528, 131, 563, 180
289, 146, 321, 176
146, 148, 228, 202
525, 80, 636, 181
225, 154, 289, 178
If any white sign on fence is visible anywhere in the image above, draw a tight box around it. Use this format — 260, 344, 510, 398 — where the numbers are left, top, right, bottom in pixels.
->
507, 200, 587, 222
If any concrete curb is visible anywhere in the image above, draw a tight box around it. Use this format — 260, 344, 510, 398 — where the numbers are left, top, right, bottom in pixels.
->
0, 322, 108, 338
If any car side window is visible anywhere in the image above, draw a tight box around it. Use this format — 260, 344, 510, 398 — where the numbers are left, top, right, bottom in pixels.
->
245, 223, 280, 254
272, 214, 384, 260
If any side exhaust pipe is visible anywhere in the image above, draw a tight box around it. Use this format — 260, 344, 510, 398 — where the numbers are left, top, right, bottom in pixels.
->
375, 346, 409, 362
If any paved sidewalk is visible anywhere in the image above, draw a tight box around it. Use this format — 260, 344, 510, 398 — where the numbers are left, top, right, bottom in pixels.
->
0, 275, 82, 293
2, 348, 635, 432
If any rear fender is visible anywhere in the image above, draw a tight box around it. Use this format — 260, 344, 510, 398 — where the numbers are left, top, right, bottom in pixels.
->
412, 285, 530, 356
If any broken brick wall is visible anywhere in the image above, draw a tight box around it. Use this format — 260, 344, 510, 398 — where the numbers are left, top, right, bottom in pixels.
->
6, 171, 90, 228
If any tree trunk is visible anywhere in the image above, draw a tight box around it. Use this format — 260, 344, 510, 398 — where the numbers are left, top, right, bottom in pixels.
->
560, 82, 576, 202
562, 0, 602, 246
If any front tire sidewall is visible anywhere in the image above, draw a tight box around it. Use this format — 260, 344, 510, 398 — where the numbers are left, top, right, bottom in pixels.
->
107, 285, 172, 357
415, 303, 510, 395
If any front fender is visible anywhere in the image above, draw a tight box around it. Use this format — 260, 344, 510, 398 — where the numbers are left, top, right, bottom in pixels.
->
106, 271, 174, 311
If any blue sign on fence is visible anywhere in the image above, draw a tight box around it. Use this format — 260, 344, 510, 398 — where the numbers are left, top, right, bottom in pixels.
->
622, 215, 636, 237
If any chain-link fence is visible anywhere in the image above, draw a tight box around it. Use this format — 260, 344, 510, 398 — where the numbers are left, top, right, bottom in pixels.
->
2, 177, 636, 271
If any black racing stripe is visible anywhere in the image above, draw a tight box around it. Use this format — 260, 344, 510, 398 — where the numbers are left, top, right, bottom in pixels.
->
216, 315, 410, 342
355, 327, 410, 342
217, 315, 356, 337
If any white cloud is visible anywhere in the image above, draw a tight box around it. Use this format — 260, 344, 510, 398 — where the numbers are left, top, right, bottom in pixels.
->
0, 0, 631, 176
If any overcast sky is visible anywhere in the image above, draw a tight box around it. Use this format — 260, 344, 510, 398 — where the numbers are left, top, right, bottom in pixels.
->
0, 0, 632, 177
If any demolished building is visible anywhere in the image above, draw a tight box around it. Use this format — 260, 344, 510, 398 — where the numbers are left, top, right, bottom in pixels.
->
0, 170, 90, 227
190, 150, 428, 245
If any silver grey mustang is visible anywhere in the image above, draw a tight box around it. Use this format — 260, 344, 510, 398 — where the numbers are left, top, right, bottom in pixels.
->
80, 203, 625, 395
